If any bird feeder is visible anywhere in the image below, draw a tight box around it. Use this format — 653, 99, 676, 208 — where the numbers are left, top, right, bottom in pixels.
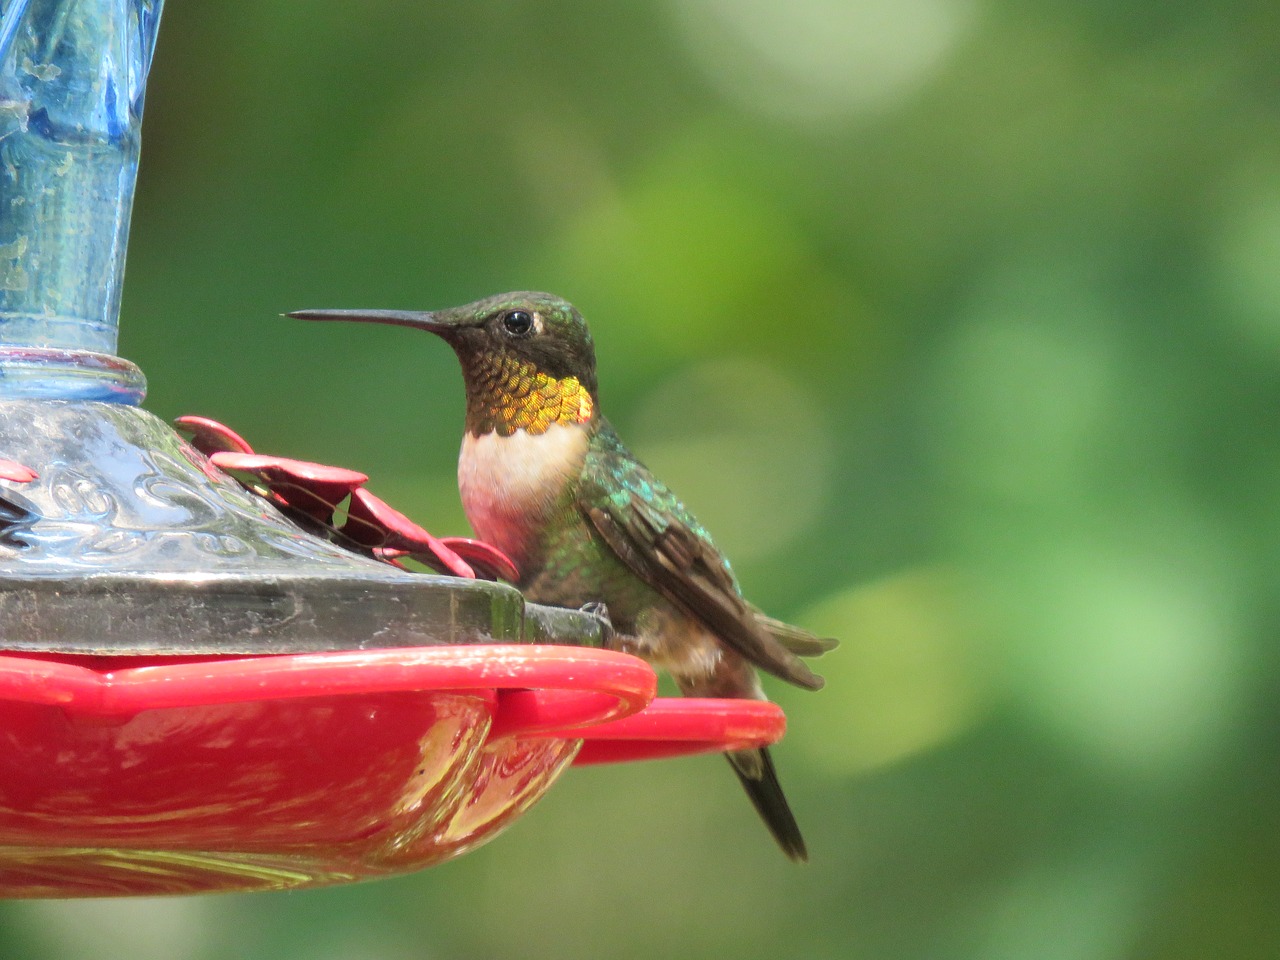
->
0, 0, 787, 898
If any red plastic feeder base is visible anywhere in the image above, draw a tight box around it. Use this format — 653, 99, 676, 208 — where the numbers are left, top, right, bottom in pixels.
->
0, 646, 785, 898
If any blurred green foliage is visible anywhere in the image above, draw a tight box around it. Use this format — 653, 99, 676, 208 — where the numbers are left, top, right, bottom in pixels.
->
4, 0, 1279, 957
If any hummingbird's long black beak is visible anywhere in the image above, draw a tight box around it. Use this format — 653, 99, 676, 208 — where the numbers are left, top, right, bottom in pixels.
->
285, 308, 452, 334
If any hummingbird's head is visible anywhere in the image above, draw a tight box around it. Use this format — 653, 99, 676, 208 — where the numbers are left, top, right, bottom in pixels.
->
290, 292, 599, 437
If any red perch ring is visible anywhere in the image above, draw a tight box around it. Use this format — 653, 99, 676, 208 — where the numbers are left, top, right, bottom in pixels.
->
0, 645, 785, 898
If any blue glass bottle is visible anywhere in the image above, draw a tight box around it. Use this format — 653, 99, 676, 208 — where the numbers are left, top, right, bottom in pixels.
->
0, 0, 162, 402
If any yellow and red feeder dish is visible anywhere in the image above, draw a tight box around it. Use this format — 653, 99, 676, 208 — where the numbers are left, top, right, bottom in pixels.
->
0, 646, 785, 897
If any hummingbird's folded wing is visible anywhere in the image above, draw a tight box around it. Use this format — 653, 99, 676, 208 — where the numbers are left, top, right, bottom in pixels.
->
579, 447, 825, 691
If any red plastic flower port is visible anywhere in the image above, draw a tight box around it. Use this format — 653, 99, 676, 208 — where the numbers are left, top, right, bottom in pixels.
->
0, 460, 37, 483
176, 416, 517, 581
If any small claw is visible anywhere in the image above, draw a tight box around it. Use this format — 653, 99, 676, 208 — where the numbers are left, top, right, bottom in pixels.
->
175, 416, 255, 455
578, 601, 617, 649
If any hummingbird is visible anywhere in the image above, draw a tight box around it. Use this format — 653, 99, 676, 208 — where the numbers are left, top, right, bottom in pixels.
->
290, 292, 836, 861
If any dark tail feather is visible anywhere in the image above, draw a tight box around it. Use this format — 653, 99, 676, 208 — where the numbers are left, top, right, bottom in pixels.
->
751, 608, 840, 659
726, 746, 808, 863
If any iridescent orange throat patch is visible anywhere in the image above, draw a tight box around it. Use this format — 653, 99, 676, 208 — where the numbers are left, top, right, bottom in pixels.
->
462, 352, 595, 437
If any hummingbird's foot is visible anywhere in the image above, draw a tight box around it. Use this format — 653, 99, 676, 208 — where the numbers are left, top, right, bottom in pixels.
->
579, 601, 618, 649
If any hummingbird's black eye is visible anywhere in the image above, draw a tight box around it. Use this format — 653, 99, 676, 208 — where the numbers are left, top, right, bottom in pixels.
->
500, 309, 535, 337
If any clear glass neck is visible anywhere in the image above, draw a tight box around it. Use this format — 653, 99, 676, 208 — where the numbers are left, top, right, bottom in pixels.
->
0, 0, 162, 403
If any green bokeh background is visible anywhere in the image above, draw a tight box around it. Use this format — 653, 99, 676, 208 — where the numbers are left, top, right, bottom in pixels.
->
4, 0, 1279, 957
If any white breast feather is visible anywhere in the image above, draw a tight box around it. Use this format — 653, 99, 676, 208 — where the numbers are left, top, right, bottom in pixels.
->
458, 423, 589, 558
